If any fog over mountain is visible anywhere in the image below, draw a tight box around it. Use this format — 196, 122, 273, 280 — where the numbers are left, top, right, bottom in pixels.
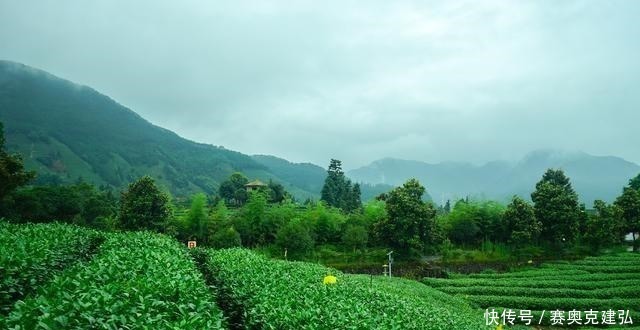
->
1, 1, 639, 167
348, 150, 640, 205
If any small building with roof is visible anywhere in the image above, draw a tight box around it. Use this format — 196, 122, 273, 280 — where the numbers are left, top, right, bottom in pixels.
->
245, 179, 267, 192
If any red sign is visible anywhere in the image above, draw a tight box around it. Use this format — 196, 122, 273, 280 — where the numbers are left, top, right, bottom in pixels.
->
187, 241, 197, 249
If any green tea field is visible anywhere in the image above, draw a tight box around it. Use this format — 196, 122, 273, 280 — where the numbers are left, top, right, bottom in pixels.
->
1, 222, 489, 329
423, 253, 640, 328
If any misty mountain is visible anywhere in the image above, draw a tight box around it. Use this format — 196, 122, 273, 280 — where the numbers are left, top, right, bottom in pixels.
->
0, 60, 321, 199
251, 155, 397, 202
348, 150, 640, 205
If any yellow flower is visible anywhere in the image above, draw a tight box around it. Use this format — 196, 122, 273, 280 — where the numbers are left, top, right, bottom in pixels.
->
496, 324, 503, 330
323, 275, 337, 285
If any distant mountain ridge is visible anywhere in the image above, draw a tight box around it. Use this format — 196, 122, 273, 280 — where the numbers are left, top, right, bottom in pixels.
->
0, 60, 320, 199
348, 150, 640, 205
2, 60, 637, 205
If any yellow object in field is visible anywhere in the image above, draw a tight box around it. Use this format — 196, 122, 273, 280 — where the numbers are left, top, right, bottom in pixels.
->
323, 275, 337, 285
496, 324, 503, 330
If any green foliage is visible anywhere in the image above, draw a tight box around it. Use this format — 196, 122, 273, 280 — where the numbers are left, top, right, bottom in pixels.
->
218, 172, 249, 206
0, 222, 103, 314
267, 179, 289, 203
3, 231, 225, 329
186, 192, 209, 242
583, 200, 622, 251
0, 121, 35, 202
629, 173, 640, 191
503, 196, 540, 247
275, 219, 314, 258
211, 226, 242, 249
440, 199, 506, 247
196, 248, 489, 329
423, 252, 640, 317
615, 182, 640, 251
341, 224, 368, 251
1, 183, 117, 226
118, 176, 172, 232
320, 159, 361, 212
376, 179, 438, 256
305, 202, 346, 245
448, 216, 480, 245
234, 191, 268, 246
0, 62, 273, 198
531, 169, 580, 246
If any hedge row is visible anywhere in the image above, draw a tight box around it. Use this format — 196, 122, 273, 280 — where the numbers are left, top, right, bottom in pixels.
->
2, 231, 225, 329
465, 295, 640, 312
0, 222, 103, 314
195, 248, 489, 329
437, 285, 639, 299
423, 277, 640, 290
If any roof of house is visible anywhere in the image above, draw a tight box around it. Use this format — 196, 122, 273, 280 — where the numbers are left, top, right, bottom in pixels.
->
245, 179, 267, 187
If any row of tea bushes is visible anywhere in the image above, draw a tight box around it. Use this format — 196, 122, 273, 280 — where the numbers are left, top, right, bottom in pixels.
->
423, 252, 640, 324
0, 222, 103, 314
195, 248, 490, 330
2, 231, 225, 329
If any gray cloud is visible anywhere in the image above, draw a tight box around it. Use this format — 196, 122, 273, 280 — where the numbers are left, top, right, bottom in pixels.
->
1, 0, 639, 169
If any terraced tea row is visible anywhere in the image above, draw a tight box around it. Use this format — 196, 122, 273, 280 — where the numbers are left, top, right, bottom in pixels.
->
436, 285, 638, 299
423, 252, 640, 326
195, 248, 490, 329
424, 277, 640, 290
2, 231, 225, 329
0, 222, 103, 314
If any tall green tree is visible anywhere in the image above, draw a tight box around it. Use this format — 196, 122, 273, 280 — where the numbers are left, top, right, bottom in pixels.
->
614, 185, 640, 251
320, 159, 361, 212
348, 183, 362, 212
267, 179, 289, 203
443, 200, 505, 246
584, 200, 622, 252
375, 179, 438, 256
218, 172, 249, 206
275, 218, 314, 259
628, 173, 640, 191
235, 190, 268, 246
186, 193, 209, 242
119, 176, 171, 232
503, 196, 541, 247
0, 122, 35, 202
342, 224, 368, 252
531, 169, 580, 246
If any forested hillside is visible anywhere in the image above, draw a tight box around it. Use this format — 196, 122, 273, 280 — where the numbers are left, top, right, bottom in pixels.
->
0, 61, 318, 199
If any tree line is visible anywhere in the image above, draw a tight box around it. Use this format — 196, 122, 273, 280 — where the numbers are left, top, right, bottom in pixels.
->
1, 121, 639, 260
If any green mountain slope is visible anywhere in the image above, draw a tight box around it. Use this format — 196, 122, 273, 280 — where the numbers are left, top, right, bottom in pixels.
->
251, 155, 398, 201
0, 60, 318, 199
251, 155, 326, 194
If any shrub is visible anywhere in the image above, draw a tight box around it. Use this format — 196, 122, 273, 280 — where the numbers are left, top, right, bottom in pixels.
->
3, 231, 224, 329
0, 222, 103, 314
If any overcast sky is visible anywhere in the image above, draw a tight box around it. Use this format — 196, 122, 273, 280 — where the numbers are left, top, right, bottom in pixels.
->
1, 0, 639, 169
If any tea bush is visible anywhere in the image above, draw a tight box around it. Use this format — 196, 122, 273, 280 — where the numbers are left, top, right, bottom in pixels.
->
3, 231, 225, 329
0, 222, 103, 314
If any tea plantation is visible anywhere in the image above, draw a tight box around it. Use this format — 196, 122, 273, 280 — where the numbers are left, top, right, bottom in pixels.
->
423, 253, 640, 327
3, 221, 638, 329
0, 222, 490, 329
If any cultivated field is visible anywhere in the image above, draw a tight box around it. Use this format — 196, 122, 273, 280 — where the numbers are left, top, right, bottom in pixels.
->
423, 253, 640, 328
1, 222, 488, 329
3, 221, 638, 329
